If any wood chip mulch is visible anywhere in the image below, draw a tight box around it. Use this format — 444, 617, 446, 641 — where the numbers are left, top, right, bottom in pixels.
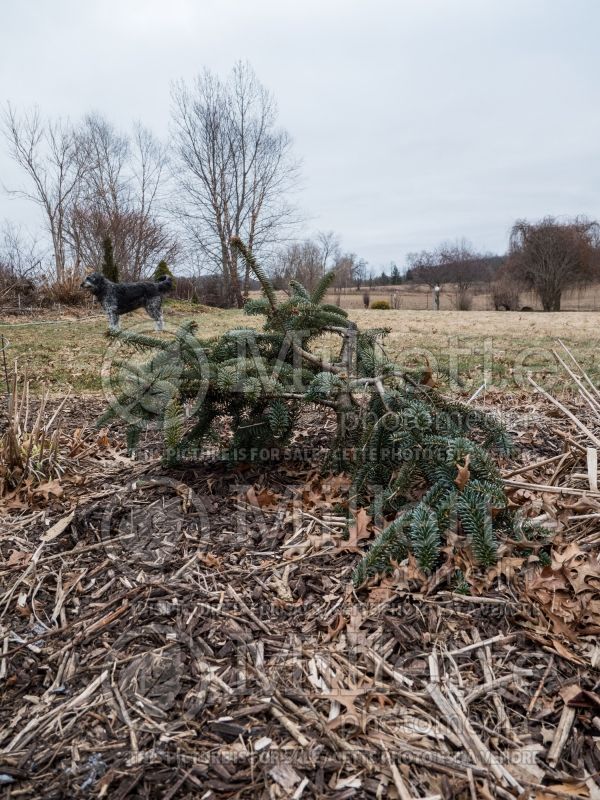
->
2, 394, 600, 799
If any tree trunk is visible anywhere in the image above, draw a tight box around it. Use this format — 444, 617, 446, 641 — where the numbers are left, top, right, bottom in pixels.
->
52, 232, 65, 282
223, 247, 244, 308
541, 290, 561, 312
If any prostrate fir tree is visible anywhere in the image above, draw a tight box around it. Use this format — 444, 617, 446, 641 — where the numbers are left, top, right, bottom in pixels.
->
101, 236, 119, 283
98, 238, 544, 583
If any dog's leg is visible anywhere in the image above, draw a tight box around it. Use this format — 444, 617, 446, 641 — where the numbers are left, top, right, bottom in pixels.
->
107, 309, 120, 331
146, 298, 164, 332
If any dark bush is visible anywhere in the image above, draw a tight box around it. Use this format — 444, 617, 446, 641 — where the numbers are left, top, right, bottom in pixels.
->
101, 237, 119, 283
456, 292, 472, 311
0, 264, 37, 305
492, 279, 519, 311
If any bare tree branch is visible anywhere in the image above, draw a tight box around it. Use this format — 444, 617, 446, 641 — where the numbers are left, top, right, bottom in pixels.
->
170, 61, 301, 307
2, 104, 86, 281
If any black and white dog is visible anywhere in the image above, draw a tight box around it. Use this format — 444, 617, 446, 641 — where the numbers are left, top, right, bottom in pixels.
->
81, 272, 173, 331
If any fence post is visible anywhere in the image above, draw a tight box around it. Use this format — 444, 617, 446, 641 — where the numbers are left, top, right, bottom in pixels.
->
1, 334, 10, 400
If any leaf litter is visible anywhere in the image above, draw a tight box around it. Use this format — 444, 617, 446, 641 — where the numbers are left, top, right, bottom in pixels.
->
2, 375, 600, 798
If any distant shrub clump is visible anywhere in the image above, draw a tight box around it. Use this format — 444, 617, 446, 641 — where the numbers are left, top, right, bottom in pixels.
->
370, 300, 391, 310
492, 279, 519, 311
41, 269, 88, 306
456, 293, 473, 311
101, 236, 119, 283
153, 259, 175, 286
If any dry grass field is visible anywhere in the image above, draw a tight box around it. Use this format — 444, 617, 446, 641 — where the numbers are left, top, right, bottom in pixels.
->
325, 282, 600, 311
1, 304, 598, 394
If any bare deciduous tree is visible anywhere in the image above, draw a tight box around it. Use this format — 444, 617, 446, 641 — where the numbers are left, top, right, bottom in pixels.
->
507, 216, 600, 311
406, 249, 446, 289
0, 221, 43, 300
70, 115, 176, 278
273, 231, 340, 291
438, 240, 488, 309
171, 62, 300, 307
2, 105, 86, 281
130, 124, 176, 278
407, 240, 495, 309
330, 251, 367, 292
315, 231, 340, 273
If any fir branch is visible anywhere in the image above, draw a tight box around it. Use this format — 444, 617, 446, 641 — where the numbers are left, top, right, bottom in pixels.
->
352, 516, 411, 585
289, 280, 311, 300
231, 237, 277, 311
409, 503, 441, 572
457, 486, 497, 566
321, 303, 348, 317
310, 270, 337, 304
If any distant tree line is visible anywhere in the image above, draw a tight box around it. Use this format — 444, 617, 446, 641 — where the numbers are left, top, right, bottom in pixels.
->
270, 218, 600, 315
0, 62, 300, 307
404, 240, 502, 310
401, 218, 600, 312
2, 109, 177, 283
372, 263, 403, 286
270, 231, 368, 293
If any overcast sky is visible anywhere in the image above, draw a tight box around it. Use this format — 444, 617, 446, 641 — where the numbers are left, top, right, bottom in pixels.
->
1, 0, 599, 269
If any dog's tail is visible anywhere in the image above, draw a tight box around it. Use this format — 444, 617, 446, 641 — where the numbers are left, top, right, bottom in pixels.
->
156, 276, 173, 293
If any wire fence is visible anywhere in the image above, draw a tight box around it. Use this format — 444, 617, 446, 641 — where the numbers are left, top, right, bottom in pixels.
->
326, 283, 600, 312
